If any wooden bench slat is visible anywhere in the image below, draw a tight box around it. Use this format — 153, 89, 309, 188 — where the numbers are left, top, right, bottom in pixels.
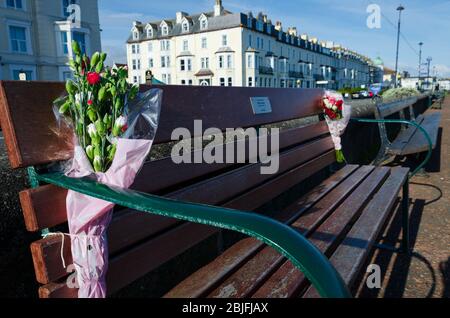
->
397, 112, 442, 155
21, 122, 329, 232
0, 81, 325, 169
251, 167, 390, 298
302, 167, 409, 298
164, 165, 360, 298
33, 150, 337, 291
212, 166, 380, 299
389, 115, 424, 155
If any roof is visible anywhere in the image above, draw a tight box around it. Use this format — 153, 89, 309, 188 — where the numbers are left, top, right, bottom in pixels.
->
194, 69, 214, 77
215, 46, 235, 54
384, 67, 395, 74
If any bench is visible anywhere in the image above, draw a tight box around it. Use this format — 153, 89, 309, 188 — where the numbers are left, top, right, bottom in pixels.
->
0, 80, 411, 298
368, 96, 441, 167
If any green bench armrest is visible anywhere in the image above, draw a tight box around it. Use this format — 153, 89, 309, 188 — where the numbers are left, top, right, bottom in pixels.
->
36, 171, 351, 298
351, 118, 433, 177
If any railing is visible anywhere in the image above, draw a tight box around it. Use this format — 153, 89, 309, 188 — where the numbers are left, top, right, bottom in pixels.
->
259, 66, 274, 75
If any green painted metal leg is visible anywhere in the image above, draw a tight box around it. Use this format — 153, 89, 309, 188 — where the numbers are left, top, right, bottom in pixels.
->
401, 179, 411, 255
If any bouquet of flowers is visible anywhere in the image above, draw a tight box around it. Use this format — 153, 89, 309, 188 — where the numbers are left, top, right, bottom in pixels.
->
322, 91, 351, 163
54, 41, 139, 172
53, 41, 162, 298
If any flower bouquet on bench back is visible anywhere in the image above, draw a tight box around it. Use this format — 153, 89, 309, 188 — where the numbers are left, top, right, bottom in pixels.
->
53, 41, 162, 298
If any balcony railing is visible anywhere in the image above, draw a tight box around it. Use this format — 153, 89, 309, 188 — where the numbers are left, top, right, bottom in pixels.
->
289, 71, 304, 78
259, 66, 274, 75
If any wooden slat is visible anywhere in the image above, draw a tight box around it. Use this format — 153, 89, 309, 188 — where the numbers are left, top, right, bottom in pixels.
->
0, 81, 325, 169
21, 122, 330, 232
31, 141, 334, 288
251, 167, 390, 298
206, 166, 379, 298
398, 112, 441, 155
41, 159, 351, 298
389, 115, 424, 155
303, 167, 409, 298
377, 97, 418, 118
164, 165, 360, 298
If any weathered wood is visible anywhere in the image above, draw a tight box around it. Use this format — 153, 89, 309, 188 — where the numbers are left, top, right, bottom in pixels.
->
397, 112, 442, 155
303, 167, 409, 298
0, 81, 325, 169
251, 167, 390, 298
35, 151, 338, 295
377, 97, 418, 118
21, 122, 330, 232
389, 115, 424, 155
164, 165, 360, 298
214, 166, 377, 299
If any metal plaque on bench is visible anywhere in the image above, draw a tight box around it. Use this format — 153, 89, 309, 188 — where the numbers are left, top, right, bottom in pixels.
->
250, 97, 272, 115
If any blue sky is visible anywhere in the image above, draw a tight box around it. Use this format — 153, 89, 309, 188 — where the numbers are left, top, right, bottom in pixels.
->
98, 0, 450, 77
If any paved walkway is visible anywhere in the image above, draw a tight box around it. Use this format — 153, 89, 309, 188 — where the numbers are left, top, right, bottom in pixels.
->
358, 97, 449, 298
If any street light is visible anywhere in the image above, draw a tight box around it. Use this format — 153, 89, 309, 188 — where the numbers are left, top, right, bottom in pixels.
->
394, 5, 405, 88
418, 42, 423, 78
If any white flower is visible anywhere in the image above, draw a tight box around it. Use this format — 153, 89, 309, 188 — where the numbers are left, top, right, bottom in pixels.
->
87, 123, 97, 137
75, 93, 81, 105
332, 106, 338, 111
115, 116, 127, 128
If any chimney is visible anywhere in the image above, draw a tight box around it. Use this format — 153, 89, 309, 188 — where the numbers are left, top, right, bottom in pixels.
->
289, 27, 297, 36
263, 15, 268, 23
132, 21, 142, 27
257, 12, 264, 21
176, 12, 188, 24
275, 21, 282, 31
214, 0, 223, 17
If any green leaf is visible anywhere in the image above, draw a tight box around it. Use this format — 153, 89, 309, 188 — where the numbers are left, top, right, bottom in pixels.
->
91, 52, 100, 68
71, 40, 81, 56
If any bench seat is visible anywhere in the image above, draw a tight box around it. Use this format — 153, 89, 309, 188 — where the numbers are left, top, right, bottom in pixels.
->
389, 112, 441, 156
165, 165, 409, 298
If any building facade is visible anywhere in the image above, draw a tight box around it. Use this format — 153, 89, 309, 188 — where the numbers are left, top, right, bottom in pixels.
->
126, 0, 373, 89
0, 0, 101, 81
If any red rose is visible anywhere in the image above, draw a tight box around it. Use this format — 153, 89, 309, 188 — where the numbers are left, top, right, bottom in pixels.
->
87, 100, 93, 106
121, 124, 128, 133
336, 99, 343, 107
87, 72, 101, 85
325, 108, 336, 119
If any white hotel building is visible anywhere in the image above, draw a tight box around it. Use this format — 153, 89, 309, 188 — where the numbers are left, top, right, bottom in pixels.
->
126, 0, 372, 89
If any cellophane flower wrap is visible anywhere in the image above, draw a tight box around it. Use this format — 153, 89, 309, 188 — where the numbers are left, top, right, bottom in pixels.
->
53, 41, 162, 298
322, 91, 351, 163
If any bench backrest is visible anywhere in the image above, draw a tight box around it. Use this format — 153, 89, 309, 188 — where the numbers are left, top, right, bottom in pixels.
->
0, 81, 335, 298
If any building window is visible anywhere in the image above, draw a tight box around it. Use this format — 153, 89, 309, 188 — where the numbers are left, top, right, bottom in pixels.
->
160, 40, 170, 51
201, 57, 209, 69
261, 39, 264, 50
133, 31, 139, 40
9, 26, 27, 53
248, 77, 253, 87
228, 77, 233, 87
147, 28, 153, 38
248, 35, 252, 47
200, 16, 208, 30
149, 58, 154, 68
60, 31, 69, 55
183, 40, 189, 51
132, 59, 141, 70
220, 78, 225, 86
182, 22, 189, 33
7, 0, 23, 9
187, 59, 192, 71
148, 42, 152, 52
167, 74, 172, 84
131, 44, 140, 54
218, 56, 224, 69
12, 69, 32, 80
222, 35, 227, 46
180, 59, 185, 71
188, 79, 193, 85
181, 80, 186, 85
257, 38, 260, 49
201, 37, 207, 49
133, 76, 138, 83
227, 55, 232, 69
247, 55, 253, 68
161, 56, 170, 68
72, 31, 86, 54
162, 26, 169, 36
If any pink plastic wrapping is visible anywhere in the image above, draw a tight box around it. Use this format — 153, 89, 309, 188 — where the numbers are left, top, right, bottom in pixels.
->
55, 88, 162, 298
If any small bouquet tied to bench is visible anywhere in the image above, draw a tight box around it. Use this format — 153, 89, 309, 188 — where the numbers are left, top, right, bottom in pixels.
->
322, 91, 352, 163
53, 41, 162, 298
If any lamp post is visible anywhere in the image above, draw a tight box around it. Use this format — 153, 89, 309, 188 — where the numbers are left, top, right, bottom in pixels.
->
18, 69, 27, 81
394, 5, 405, 88
418, 42, 423, 78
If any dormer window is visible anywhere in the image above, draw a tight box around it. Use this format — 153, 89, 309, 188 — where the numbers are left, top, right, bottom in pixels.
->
146, 28, 153, 38
133, 30, 139, 40
199, 14, 208, 30
162, 26, 168, 36
182, 22, 189, 32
